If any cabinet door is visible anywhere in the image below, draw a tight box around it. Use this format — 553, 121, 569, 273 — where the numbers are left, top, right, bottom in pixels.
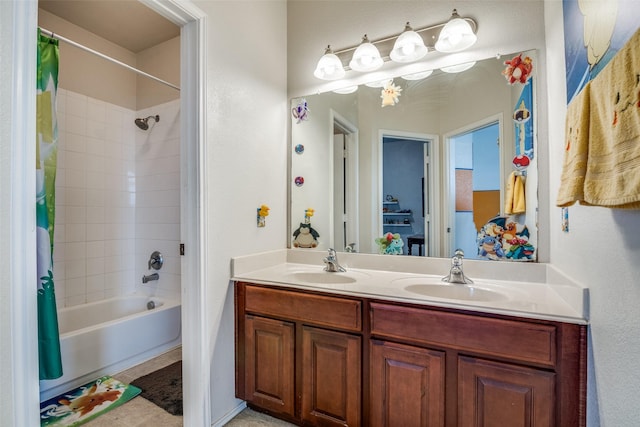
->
458, 356, 555, 427
370, 340, 445, 427
244, 315, 295, 417
301, 326, 361, 427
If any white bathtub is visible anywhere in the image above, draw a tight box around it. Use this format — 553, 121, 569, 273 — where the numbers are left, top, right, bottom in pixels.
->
39, 294, 181, 401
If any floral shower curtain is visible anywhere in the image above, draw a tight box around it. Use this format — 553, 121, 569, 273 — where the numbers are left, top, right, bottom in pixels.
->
37, 29, 63, 380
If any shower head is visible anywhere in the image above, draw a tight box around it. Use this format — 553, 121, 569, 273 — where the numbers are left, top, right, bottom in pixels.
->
135, 115, 160, 130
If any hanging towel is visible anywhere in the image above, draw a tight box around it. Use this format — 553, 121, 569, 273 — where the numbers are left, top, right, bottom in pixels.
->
556, 81, 591, 207
583, 27, 640, 209
504, 171, 526, 214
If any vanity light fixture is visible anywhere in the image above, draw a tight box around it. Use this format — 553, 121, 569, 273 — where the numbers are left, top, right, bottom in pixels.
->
389, 22, 428, 63
313, 11, 477, 81
349, 35, 384, 72
401, 70, 434, 81
440, 61, 477, 73
434, 9, 478, 53
314, 45, 346, 80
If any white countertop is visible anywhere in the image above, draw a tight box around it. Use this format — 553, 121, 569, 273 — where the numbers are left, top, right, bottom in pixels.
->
231, 249, 589, 325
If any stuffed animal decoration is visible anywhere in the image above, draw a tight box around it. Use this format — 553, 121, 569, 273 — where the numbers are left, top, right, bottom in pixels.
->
293, 223, 320, 248
292, 98, 310, 123
304, 208, 315, 222
381, 80, 402, 107
476, 215, 535, 261
375, 232, 404, 255
502, 53, 533, 85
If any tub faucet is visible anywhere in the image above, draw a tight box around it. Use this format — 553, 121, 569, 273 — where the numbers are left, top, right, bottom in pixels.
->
142, 272, 159, 283
442, 249, 473, 284
323, 248, 346, 272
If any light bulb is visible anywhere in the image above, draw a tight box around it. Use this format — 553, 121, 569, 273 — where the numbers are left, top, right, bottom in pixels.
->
349, 35, 383, 72
314, 46, 345, 80
390, 23, 428, 63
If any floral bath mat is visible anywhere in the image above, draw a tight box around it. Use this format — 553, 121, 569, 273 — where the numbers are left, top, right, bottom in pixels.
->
40, 376, 141, 426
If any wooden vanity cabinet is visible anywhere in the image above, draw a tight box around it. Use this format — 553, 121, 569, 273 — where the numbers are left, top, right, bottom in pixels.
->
235, 282, 363, 426
235, 282, 587, 427
369, 301, 586, 427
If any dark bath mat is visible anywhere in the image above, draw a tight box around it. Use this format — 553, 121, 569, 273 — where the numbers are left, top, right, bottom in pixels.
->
130, 360, 182, 416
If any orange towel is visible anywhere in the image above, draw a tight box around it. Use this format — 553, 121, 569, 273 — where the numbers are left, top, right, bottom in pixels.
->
583, 27, 640, 209
557, 81, 591, 207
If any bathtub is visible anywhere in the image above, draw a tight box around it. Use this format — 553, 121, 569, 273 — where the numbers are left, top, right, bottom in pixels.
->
39, 294, 181, 401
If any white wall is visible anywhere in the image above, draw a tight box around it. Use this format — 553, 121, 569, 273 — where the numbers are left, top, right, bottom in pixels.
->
544, 2, 640, 426
290, 92, 358, 251
192, 1, 288, 423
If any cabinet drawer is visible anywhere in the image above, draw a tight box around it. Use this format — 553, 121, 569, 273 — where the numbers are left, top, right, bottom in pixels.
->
244, 284, 362, 332
370, 302, 556, 367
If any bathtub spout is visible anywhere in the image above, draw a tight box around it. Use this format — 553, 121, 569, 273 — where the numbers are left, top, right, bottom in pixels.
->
142, 273, 159, 283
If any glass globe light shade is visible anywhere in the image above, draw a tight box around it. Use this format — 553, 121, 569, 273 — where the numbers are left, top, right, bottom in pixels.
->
434, 10, 477, 53
349, 35, 383, 72
390, 23, 428, 63
314, 46, 346, 80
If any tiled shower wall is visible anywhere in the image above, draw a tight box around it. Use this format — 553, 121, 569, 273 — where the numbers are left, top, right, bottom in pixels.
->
53, 89, 180, 307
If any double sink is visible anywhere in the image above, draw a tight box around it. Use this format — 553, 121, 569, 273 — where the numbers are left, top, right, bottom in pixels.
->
283, 270, 510, 302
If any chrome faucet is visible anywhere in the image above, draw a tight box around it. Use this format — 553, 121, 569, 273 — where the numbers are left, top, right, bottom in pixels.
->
142, 272, 159, 283
442, 249, 473, 284
323, 248, 346, 272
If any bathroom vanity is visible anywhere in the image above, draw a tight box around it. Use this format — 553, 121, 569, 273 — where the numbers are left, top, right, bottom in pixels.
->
232, 250, 588, 427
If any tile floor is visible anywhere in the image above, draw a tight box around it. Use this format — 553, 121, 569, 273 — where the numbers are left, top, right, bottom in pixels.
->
82, 346, 295, 426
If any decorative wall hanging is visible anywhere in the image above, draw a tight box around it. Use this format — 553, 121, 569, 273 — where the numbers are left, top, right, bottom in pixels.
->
476, 215, 535, 261
381, 80, 402, 107
294, 176, 304, 186
257, 205, 270, 227
513, 79, 534, 161
292, 98, 310, 123
502, 53, 533, 85
562, 0, 637, 103
293, 208, 319, 248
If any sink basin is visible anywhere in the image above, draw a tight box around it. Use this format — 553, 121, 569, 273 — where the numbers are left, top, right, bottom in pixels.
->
285, 271, 357, 284
404, 284, 508, 302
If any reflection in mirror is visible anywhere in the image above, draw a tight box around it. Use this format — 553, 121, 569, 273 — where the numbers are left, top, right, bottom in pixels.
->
290, 51, 538, 261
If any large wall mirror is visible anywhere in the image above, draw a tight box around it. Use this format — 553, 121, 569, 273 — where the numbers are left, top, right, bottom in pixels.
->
290, 50, 538, 261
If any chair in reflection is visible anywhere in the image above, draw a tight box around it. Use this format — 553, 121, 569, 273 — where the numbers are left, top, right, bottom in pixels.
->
407, 234, 425, 256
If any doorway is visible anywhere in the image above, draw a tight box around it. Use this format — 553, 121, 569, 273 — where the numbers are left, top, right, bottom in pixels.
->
332, 112, 359, 252
380, 132, 435, 257
445, 118, 502, 259
9, 1, 208, 425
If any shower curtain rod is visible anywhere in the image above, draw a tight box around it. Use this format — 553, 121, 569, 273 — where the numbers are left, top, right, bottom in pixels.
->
39, 27, 181, 91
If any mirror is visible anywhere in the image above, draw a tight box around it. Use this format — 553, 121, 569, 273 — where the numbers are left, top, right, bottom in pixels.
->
290, 50, 538, 261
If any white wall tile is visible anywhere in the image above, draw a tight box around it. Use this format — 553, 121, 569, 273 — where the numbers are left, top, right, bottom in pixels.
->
54, 92, 180, 306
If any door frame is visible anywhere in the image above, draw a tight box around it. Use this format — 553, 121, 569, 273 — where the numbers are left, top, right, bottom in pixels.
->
377, 130, 440, 257
442, 113, 504, 257
9, 1, 209, 425
331, 110, 359, 252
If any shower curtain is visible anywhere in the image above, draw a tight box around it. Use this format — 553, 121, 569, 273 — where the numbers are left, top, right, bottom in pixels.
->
37, 29, 63, 380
